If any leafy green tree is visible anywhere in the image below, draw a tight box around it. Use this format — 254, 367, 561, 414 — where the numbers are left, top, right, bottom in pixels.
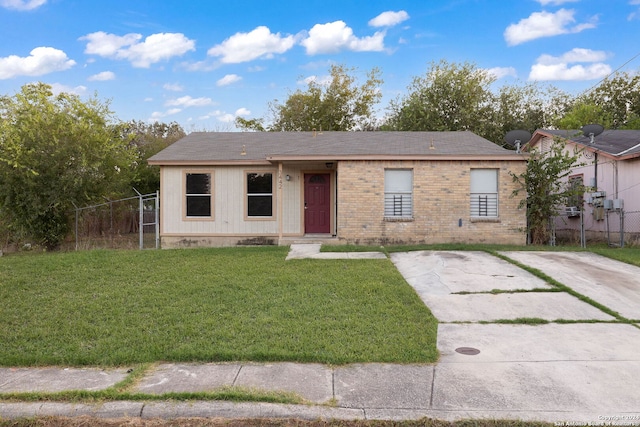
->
234, 117, 266, 132
115, 120, 185, 194
587, 72, 640, 129
0, 83, 135, 249
384, 60, 496, 136
555, 102, 612, 130
490, 83, 570, 144
510, 139, 583, 245
263, 64, 383, 131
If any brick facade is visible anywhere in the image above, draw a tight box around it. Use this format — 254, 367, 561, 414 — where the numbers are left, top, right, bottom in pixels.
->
336, 160, 527, 245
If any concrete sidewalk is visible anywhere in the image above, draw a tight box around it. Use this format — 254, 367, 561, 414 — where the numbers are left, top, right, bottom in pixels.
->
285, 243, 387, 260
2, 246, 640, 424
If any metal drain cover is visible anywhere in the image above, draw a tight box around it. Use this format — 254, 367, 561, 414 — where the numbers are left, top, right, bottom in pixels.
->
455, 347, 480, 355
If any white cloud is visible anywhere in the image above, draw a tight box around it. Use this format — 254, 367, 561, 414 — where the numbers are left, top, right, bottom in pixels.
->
163, 83, 184, 92
301, 21, 385, 55
217, 74, 242, 86
485, 67, 517, 79
629, 0, 640, 20
87, 71, 115, 81
207, 26, 296, 63
536, 0, 578, 5
211, 110, 235, 123
206, 108, 250, 123
81, 32, 141, 57
0, 47, 75, 79
299, 74, 332, 86
165, 96, 213, 108
49, 83, 87, 96
0, 0, 46, 10
150, 108, 182, 120
529, 63, 611, 81
504, 9, 597, 46
536, 47, 609, 65
368, 10, 409, 27
80, 31, 195, 68
529, 48, 611, 81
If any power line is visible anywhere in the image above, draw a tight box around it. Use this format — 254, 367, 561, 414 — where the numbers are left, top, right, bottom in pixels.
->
580, 50, 640, 96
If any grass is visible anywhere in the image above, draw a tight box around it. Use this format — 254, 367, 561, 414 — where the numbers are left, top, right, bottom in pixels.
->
589, 243, 640, 267
0, 418, 557, 426
0, 247, 438, 367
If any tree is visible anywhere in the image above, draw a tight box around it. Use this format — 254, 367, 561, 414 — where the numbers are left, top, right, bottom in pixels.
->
264, 64, 383, 131
555, 102, 612, 130
587, 72, 640, 129
0, 83, 135, 249
115, 120, 186, 194
384, 60, 496, 137
510, 139, 583, 245
489, 82, 570, 145
234, 117, 266, 132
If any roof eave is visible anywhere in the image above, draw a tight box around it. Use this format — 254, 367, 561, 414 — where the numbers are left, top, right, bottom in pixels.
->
148, 159, 272, 166
266, 154, 527, 162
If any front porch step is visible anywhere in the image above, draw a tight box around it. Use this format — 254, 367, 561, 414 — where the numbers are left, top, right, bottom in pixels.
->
278, 235, 342, 246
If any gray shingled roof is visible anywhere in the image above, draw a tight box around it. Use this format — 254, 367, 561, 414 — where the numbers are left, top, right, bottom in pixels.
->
540, 129, 640, 157
148, 131, 520, 164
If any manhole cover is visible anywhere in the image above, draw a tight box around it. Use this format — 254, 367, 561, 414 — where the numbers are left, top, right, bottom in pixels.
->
455, 347, 480, 355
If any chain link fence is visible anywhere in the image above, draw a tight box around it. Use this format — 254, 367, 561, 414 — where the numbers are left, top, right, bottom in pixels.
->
72, 192, 158, 251
553, 209, 640, 247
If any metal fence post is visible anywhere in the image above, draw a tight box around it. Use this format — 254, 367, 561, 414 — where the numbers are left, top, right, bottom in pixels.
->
620, 210, 625, 248
72, 202, 79, 251
133, 188, 143, 250
155, 190, 160, 249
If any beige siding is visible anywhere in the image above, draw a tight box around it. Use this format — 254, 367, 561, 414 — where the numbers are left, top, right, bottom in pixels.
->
162, 166, 280, 236
336, 160, 526, 245
160, 164, 312, 246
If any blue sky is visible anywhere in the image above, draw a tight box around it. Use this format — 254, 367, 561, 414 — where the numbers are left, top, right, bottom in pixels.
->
1, 0, 639, 131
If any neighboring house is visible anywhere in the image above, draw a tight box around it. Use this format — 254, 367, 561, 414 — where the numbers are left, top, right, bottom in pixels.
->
527, 129, 640, 242
147, 131, 527, 248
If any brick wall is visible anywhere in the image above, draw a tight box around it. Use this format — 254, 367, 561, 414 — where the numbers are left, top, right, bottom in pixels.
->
337, 160, 527, 245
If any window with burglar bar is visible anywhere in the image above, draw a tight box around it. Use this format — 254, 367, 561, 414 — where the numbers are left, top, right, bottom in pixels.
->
384, 169, 413, 218
470, 169, 498, 217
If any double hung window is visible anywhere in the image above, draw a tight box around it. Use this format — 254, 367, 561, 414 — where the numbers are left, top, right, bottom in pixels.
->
186, 172, 212, 217
384, 169, 413, 219
247, 172, 273, 217
470, 169, 498, 217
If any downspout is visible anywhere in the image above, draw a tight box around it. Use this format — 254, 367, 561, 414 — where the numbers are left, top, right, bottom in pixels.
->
594, 152, 598, 190
614, 160, 618, 199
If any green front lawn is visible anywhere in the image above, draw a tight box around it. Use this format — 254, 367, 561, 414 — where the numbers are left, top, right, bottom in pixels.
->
0, 247, 437, 367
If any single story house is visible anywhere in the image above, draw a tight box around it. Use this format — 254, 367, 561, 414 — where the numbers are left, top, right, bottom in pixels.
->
527, 129, 640, 241
147, 131, 528, 248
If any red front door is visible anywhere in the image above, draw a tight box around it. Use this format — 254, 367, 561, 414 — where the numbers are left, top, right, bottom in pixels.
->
304, 173, 331, 234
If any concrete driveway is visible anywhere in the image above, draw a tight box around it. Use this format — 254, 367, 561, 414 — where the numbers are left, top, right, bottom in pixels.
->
390, 250, 620, 322
390, 250, 640, 422
503, 251, 640, 321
